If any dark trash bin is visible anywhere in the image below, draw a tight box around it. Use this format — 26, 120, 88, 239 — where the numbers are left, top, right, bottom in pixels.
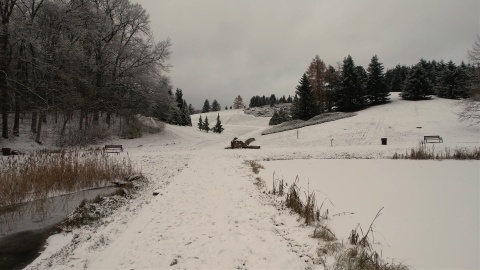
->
2, 148, 11, 156
381, 138, 387, 145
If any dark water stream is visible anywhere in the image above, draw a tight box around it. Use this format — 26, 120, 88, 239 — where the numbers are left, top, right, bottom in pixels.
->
0, 187, 118, 269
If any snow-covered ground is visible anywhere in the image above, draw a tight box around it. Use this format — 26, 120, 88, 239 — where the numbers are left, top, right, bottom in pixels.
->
20, 93, 479, 269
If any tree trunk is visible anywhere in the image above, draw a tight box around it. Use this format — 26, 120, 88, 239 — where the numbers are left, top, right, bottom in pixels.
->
13, 92, 20, 136
1, 17, 10, 139
61, 113, 70, 136
93, 110, 99, 125
106, 112, 111, 128
85, 112, 89, 128
35, 110, 43, 144
31, 111, 37, 133
79, 110, 84, 130
0, 65, 8, 139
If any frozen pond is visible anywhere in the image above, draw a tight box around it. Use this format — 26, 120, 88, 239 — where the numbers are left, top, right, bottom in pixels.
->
0, 186, 118, 237
0, 187, 118, 270
259, 159, 480, 269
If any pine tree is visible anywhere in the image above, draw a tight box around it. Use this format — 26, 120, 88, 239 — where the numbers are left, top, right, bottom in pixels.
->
203, 116, 210, 132
181, 100, 192, 126
188, 104, 195, 115
418, 59, 436, 94
290, 94, 299, 119
202, 99, 211, 113
269, 109, 289, 125
269, 94, 277, 107
198, 115, 203, 130
292, 74, 319, 120
211, 99, 221, 111
324, 65, 339, 112
170, 108, 181, 125
334, 55, 364, 111
225, 106, 228, 110
212, 113, 224, 133
435, 60, 470, 99
356, 65, 368, 107
366, 55, 389, 104
401, 64, 432, 100
175, 88, 184, 109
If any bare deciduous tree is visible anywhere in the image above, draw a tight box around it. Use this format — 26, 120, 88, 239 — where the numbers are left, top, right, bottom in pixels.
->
233, 95, 244, 109
459, 36, 480, 125
0, 0, 18, 139
306, 55, 326, 111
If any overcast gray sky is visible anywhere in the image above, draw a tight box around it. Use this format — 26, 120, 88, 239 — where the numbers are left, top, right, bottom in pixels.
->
133, 0, 479, 109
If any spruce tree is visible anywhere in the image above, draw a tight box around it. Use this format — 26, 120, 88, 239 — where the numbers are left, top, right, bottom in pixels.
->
290, 94, 300, 119
202, 99, 211, 113
334, 55, 364, 111
212, 113, 224, 133
211, 99, 221, 111
175, 88, 184, 109
324, 65, 339, 112
225, 106, 228, 110
198, 115, 203, 130
401, 64, 432, 100
269, 94, 277, 107
181, 100, 192, 126
366, 55, 389, 104
291, 73, 319, 120
356, 65, 368, 107
269, 109, 289, 125
203, 116, 210, 132
436, 60, 470, 99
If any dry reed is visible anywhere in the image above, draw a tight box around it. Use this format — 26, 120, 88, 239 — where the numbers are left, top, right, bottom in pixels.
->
393, 141, 480, 160
0, 148, 136, 212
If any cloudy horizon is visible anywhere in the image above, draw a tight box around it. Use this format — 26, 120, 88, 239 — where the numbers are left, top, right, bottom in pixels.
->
133, 0, 479, 110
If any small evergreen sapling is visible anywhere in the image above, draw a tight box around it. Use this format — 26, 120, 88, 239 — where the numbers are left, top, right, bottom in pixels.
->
269, 109, 289, 125
198, 115, 203, 130
203, 116, 210, 132
213, 113, 224, 133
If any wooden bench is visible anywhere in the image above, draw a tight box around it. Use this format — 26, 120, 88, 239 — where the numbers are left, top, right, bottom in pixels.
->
104, 145, 123, 153
424, 135, 443, 143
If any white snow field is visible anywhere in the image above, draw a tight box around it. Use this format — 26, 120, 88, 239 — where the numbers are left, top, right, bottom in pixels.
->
26, 93, 479, 270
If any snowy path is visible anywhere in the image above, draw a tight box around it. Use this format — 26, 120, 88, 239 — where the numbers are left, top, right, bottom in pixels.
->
88, 150, 313, 269
28, 117, 320, 269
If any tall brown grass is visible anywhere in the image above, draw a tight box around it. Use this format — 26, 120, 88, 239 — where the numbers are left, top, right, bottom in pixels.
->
0, 148, 136, 211
393, 141, 480, 160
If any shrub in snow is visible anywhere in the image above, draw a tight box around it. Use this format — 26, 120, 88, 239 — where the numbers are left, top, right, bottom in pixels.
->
269, 109, 290, 125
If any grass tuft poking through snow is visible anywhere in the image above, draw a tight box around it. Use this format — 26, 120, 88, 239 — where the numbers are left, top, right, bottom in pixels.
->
244, 160, 264, 174
312, 225, 336, 242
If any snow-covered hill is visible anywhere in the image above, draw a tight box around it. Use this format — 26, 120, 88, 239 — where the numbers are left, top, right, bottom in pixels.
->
24, 93, 479, 269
